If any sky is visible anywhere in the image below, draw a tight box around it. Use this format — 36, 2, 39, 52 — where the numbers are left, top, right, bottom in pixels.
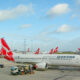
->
0, 0, 80, 51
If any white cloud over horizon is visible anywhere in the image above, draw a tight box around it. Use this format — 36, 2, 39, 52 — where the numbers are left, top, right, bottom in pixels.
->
42, 24, 74, 35
47, 3, 70, 18
0, 4, 34, 21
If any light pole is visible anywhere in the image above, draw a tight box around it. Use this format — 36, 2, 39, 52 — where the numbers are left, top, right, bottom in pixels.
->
24, 39, 26, 54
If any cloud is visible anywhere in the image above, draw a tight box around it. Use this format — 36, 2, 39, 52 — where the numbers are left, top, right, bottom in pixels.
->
71, 14, 77, 19
47, 3, 70, 18
20, 24, 32, 28
71, 14, 80, 19
0, 4, 34, 21
56, 24, 72, 33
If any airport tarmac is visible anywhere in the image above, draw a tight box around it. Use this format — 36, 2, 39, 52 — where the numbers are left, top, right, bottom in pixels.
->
0, 58, 80, 80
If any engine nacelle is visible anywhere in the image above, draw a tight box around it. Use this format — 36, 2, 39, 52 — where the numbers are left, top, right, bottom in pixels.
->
35, 62, 48, 70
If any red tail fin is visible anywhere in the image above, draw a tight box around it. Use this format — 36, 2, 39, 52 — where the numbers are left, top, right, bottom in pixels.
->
78, 48, 80, 51
27, 48, 30, 52
0, 38, 14, 61
35, 48, 40, 54
53, 47, 58, 53
49, 49, 53, 54
1, 38, 10, 51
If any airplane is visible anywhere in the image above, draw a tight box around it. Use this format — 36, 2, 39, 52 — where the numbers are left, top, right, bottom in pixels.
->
49, 49, 53, 54
27, 48, 30, 52
35, 48, 40, 54
26, 48, 40, 54
35, 48, 54, 54
49, 47, 58, 54
78, 48, 80, 51
1, 38, 80, 70
53, 47, 58, 53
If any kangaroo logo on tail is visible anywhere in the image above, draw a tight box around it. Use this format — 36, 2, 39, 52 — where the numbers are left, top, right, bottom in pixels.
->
0, 38, 14, 61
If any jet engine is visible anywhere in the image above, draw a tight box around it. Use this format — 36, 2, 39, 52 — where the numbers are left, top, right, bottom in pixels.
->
35, 62, 48, 70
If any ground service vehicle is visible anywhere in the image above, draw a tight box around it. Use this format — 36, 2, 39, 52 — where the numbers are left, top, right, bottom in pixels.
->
11, 65, 34, 75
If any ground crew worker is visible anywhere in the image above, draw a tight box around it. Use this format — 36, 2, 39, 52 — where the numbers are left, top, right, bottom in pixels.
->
29, 64, 33, 73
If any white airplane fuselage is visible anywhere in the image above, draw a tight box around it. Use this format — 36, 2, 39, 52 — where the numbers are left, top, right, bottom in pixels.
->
13, 53, 80, 67
1, 38, 80, 69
